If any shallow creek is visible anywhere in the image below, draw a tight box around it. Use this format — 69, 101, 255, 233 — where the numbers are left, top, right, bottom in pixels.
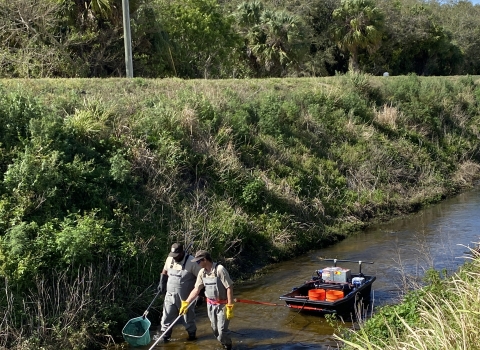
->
134, 187, 480, 350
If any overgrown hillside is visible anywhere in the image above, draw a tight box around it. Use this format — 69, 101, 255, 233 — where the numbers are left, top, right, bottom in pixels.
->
0, 74, 479, 349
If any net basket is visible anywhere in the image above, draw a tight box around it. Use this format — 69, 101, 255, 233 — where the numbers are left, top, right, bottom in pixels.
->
122, 316, 151, 347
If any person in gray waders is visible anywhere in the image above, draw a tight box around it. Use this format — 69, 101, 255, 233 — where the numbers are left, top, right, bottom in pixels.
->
180, 250, 234, 350
156, 243, 201, 342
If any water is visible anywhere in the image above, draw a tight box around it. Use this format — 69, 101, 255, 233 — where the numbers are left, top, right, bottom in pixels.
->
133, 187, 480, 350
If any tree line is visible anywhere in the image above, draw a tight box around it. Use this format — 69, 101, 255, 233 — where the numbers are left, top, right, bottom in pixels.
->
1, 0, 480, 78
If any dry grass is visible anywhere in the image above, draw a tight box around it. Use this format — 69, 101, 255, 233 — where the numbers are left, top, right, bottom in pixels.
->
336, 248, 480, 350
452, 161, 480, 188
0, 260, 145, 350
374, 104, 401, 129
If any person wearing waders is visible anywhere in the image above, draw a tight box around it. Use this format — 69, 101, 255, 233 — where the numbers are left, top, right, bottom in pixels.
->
155, 243, 201, 342
180, 250, 234, 350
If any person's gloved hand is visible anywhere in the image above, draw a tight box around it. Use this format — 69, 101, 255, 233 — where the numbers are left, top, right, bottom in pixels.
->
226, 304, 234, 320
157, 274, 168, 294
179, 300, 189, 315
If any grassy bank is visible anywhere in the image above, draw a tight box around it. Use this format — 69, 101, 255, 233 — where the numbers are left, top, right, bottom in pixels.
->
337, 251, 480, 350
0, 74, 480, 349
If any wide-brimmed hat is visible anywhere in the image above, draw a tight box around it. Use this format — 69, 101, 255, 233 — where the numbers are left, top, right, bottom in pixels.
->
191, 250, 210, 262
168, 243, 184, 257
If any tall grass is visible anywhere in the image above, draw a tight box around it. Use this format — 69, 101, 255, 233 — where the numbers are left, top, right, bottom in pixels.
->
337, 249, 480, 350
0, 258, 159, 350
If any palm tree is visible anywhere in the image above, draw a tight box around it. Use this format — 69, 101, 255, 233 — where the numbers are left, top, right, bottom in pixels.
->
236, 0, 263, 26
332, 0, 384, 73
235, 1, 307, 77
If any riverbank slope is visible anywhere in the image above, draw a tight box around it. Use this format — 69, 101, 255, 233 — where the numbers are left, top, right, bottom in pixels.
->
0, 74, 479, 349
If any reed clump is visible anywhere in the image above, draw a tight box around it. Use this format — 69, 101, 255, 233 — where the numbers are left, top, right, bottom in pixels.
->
337, 248, 480, 350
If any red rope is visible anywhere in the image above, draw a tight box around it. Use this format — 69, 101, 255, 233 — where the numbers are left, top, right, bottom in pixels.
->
234, 298, 284, 306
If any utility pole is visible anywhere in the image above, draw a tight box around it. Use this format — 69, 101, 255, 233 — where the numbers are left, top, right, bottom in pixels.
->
122, 0, 133, 78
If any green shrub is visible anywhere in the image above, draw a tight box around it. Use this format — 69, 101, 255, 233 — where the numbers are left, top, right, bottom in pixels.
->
241, 178, 266, 211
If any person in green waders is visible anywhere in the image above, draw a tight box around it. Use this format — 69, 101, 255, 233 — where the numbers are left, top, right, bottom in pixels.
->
180, 250, 234, 350
156, 243, 201, 342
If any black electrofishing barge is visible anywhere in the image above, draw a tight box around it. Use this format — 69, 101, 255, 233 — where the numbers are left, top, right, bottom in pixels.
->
279, 259, 375, 316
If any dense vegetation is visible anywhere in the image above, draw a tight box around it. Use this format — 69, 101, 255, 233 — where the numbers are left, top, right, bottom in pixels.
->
1, 0, 480, 78
0, 74, 479, 349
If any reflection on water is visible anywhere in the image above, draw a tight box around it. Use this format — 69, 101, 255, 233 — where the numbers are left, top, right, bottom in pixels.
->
129, 188, 480, 350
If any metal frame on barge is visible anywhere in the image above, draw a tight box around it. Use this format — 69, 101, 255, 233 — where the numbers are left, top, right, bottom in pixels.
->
279, 259, 375, 315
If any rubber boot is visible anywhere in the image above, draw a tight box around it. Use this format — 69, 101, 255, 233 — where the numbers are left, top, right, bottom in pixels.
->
187, 332, 197, 341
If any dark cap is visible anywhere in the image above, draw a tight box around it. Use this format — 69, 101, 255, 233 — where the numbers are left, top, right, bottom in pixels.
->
191, 250, 210, 262
168, 243, 184, 257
